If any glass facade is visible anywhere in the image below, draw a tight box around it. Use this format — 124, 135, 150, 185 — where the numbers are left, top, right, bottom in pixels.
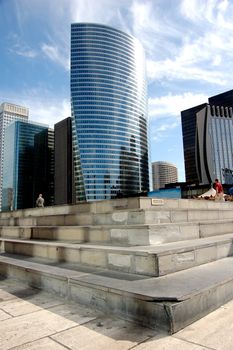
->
54, 117, 74, 205
2, 121, 49, 211
0, 103, 28, 210
34, 128, 55, 206
71, 23, 149, 201
181, 103, 207, 183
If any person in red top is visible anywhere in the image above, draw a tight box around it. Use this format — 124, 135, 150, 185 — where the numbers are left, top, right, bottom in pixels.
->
214, 179, 224, 201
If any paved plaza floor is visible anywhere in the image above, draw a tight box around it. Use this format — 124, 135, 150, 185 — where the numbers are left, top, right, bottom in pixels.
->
0, 277, 233, 350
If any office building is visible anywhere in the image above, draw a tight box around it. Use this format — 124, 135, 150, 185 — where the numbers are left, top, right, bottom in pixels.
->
209, 89, 233, 108
181, 103, 207, 184
54, 117, 74, 205
152, 161, 178, 189
71, 23, 149, 202
34, 128, 55, 207
181, 89, 233, 185
0, 102, 28, 209
2, 120, 50, 211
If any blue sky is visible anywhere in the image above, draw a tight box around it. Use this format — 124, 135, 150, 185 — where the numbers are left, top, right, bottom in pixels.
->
1, 0, 233, 181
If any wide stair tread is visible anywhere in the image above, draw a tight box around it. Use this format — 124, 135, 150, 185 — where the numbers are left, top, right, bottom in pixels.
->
0, 253, 233, 300
2, 232, 233, 253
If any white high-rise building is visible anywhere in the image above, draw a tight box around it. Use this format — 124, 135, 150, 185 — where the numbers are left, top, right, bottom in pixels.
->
152, 161, 178, 190
0, 103, 29, 209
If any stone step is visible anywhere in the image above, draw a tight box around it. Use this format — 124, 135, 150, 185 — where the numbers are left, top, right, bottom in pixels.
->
0, 198, 232, 221
0, 254, 233, 333
91, 208, 233, 226
1, 219, 233, 245
1, 233, 233, 276
1, 207, 233, 227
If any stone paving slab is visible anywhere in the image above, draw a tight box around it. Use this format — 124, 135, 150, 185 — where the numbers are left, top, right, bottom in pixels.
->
1, 277, 233, 349
134, 336, 207, 349
0, 278, 155, 350
15, 337, 68, 349
0, 298, 45, 317
51, 317, 153, 350
0, 309, 78, 349
0, 309, 12, 321
176, 301, 233, 350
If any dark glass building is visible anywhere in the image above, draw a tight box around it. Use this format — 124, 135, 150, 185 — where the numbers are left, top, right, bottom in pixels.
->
34, 128, 55, 206
209, 89, 233, 108
71, 23, 149, 202
181, 90, 233, 185
54, 117, 74, 205
2, 120, 53, 210
181, 103, 207, 184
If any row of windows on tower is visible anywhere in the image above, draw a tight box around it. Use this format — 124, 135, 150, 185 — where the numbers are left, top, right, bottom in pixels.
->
210, 105, 233, 118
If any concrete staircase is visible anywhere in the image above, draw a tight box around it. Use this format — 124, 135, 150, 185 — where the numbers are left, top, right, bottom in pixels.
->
1, 197, 233, 333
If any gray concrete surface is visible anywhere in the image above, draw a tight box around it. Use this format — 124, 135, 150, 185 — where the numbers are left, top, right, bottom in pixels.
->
0, 277, 233, 349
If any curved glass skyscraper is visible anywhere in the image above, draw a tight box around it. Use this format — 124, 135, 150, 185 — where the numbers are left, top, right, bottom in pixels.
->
71, 23, 149, 201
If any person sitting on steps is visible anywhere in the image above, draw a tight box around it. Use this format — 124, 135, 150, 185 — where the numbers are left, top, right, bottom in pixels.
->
214, 179, 224, 201
36, 194, 45, 207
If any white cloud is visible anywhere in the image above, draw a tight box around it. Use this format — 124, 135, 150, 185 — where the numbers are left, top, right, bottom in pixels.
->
26, 98, 71, 127
151, 120, 179, 142
130, 1, 155, 30
180, 0, 229, 24
125, 0, 233, 88
8, 0, 233, 89
9, 0, 132, 70
41, 43, 70, 70
147, 58, 227, 85
212, 55, 222, 66
12, 48, 37, 58
68, 0, 131, 26
8, 34, 38, 58
129, 1, 184, 59
149, 92, 208, 120
156, 122, 179, 133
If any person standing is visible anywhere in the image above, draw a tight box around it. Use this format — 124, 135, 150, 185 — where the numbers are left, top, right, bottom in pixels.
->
214, 179, 224, 201
36, 194, 45, 207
